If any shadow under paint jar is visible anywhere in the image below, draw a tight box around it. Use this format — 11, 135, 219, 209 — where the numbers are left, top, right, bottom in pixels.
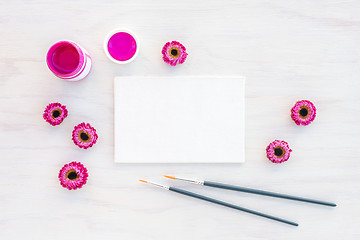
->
46, 40, 92, 81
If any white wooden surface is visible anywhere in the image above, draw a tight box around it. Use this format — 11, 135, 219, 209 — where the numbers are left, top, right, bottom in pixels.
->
1, 0, 360, 239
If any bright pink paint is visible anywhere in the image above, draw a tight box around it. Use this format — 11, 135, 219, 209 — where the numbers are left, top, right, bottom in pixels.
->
47, 41, 88, 79
107, 32, 137, 61
51, 43, 80, 74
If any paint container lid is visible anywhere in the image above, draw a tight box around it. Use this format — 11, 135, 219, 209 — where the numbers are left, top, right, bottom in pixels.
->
104, 29, 139, 64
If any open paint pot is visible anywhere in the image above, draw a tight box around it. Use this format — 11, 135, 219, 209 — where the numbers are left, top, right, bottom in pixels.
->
104, 29, 139, 64
46, 40, 92, 81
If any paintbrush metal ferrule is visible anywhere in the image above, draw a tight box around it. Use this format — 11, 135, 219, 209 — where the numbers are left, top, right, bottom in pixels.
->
176, 177, 204, 185
164, 175, 204, 185
139, 180, 169, 190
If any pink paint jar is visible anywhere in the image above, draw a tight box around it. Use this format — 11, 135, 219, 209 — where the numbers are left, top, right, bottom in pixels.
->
46, 40, 92, 81
104, 29, 139, 64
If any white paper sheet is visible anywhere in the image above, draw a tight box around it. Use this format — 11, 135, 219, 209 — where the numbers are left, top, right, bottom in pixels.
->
114, 77, 245, 163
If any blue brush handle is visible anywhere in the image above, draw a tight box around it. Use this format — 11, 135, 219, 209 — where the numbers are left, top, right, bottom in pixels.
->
204, 181, 336, 207
169, 187, 298, 226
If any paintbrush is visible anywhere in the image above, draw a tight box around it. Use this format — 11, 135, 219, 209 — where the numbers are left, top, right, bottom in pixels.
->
139, 179, 298, 226
163, 175, 336, 207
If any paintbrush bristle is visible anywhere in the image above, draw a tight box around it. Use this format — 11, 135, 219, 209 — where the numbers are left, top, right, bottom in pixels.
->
163, 175, 175, 179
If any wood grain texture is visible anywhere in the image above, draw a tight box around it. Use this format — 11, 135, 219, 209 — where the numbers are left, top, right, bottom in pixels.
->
0, 0, 359, 239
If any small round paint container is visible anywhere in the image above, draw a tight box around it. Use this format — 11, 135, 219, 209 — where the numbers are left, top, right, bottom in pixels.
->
46, 40, 92, 81
104, 29, 139, 64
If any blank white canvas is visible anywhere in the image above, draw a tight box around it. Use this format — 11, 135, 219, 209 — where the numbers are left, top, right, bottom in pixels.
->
114, 77, 245, 163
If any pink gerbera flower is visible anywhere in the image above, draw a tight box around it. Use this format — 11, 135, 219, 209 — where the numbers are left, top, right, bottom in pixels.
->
291, 100, 316, 126
162, 41, 188, 66
43, 103, 68, 126
58, 161, 88, 190
72, 122, 98, 149
266, 140, 292, 163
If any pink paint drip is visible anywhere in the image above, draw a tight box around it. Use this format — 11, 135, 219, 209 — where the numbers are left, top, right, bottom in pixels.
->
107, 32, 137, 61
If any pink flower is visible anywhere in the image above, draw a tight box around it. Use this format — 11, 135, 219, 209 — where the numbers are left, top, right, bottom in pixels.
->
291, 100, 316, 126
43, 103, 68, 126
72, 122, 98, 149
266, 140, 292, 163
58, 161, 88, 190
162, 41, 188, 66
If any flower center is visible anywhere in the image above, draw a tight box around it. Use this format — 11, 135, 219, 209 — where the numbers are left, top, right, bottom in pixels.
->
170, 47, 179, 58
66, 170, 79, 181
299, 107, 309, 119
52, 109, 61, 118
79, 132, 90, 142
274, 147, 285, 157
